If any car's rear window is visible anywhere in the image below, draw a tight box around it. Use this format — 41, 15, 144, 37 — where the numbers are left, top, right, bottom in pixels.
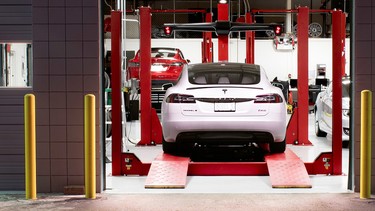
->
188, 63, 261, 85
151, 48, 178, 58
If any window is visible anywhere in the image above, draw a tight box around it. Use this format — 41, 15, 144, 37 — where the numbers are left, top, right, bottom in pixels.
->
188, 63, 260, 85
0, 43, 32, 87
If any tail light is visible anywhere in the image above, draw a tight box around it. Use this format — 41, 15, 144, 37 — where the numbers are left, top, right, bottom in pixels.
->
166, 94, 196, 103
128, 62, 140, 67
254, 94, 283, 103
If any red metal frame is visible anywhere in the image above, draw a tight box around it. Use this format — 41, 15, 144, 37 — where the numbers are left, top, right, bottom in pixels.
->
136, 7, 163, 146
286, 108, 312, 145
331, 10, 345, 175
121, 151, 334, 176
202, 13, 213, 63
251, 9, 332, 13
111, 8, 345, 177
110, 11, 122, 176
245, 12, 254, 64
139, 7, 152, 145
217, 3, 229, 62
296, 7, 310, 145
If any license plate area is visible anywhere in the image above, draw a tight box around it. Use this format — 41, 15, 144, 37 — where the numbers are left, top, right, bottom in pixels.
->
214, 102, 236, 112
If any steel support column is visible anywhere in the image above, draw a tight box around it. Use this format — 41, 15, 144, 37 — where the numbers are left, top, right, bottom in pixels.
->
139, 7, 152, 145
218, 3, 229, 62
332, 10, 344, 175
297, 7, 309, 144
245, 12, 254, 64
110, 11, 122, 176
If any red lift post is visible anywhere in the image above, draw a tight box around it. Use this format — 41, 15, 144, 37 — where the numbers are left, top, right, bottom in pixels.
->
139, 7, 152, 145
331, 10, 345, 175
217, 3, 229, 61
296, 7, 310, 144
202, 13, 213, 63
136, 7, 163, 146
245, 12, 255, 64
110, 11, 122, 176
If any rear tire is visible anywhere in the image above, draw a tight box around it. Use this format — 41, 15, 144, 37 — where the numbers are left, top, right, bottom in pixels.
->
269, 139, 286, 153
162, 138, 192, 157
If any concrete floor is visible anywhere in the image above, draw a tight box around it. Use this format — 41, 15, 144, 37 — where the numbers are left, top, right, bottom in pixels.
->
104, 113, 351, 194
1, 114, 374, 211
1, 192, 374, 211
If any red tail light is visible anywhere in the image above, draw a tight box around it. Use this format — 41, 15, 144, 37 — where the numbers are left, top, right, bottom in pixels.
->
166, 94, 196, 103
254, 94, 283, 103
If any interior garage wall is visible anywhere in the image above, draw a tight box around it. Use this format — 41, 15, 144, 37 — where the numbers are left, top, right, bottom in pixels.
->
0, 0, 32, 191
32, 0, 101, 193
107, 38, 350, 81
354, 0, 375, 193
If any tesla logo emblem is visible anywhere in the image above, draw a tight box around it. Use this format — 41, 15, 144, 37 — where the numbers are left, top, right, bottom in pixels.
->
222, 89, 227, 94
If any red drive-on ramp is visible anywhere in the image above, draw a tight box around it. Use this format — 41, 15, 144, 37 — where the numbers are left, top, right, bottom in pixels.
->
145, 153, 190, 189
265, 148, 311, 188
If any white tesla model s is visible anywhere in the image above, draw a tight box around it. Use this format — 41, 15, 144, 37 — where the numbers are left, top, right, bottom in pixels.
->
161, 62, 287, 156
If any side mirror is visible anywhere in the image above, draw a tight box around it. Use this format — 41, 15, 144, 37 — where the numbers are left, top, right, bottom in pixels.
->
186, 59, 191, 63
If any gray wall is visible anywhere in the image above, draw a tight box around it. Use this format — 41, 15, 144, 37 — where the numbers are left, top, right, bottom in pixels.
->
32, 0, 101, 193
0, 0, 101, 192
354, 0, 375, 193
0, 0, 32, 190
0, 0, 32, 41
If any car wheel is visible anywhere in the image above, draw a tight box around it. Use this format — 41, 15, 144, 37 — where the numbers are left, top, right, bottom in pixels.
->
162, 138, 192, 157
315, 116, 327, 137
269, 139, 286, 153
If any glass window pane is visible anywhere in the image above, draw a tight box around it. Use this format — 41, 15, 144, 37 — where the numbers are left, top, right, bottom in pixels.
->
0, 43, 32, 88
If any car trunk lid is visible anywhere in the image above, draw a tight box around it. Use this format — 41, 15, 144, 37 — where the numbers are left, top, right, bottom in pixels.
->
180, 86, 271, 116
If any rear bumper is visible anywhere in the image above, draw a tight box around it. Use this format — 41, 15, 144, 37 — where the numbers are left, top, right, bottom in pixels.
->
162, 114, 287, 144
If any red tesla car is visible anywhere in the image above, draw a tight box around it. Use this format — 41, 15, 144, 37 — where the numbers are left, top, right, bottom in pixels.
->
127, 47, 190, 90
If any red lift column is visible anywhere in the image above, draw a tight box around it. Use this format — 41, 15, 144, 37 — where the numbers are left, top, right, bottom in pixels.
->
139, 7, 152, 145
202, 13, 213, 63
245, 12, 254, 64
218, 3, 229, 62
331, 10, 345, 175
296, 7, 309, 144
110, 11, 122, 176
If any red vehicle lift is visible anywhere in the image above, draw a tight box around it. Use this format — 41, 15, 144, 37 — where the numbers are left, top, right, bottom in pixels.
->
110, 6, 346, 183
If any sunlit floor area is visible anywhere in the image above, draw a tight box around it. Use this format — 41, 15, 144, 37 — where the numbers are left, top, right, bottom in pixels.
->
104, 113, 350, 194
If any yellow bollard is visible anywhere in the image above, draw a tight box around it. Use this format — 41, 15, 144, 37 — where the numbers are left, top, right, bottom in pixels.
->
360, 90, 372, 199
24, 94, 36, 200
84, 94, 96, 199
